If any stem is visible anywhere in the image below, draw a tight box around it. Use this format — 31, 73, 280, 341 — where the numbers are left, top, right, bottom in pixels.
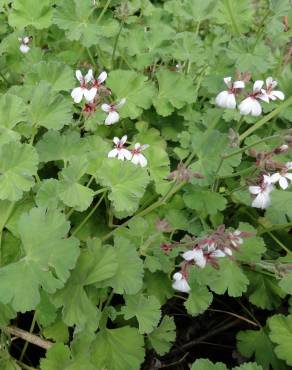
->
239, 96, 292, 142
207, 308, 258, 327
16, 361, 37, 370
72, 192, 106, 236
258, 221, 292, 235
225, 0, 240, 36
266, 231, 291, 254
19, 313, 37, 362
96, 0, 111, 24
111, 21, 124, 68
4, 326, 52, 351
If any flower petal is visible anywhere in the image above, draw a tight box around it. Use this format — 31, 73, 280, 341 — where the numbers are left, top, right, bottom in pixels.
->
75, 70, 83, 83
101, 103, 111, 113
239, 97, 252, 115
253, 80, 264, 93
85, 69, 94, 83
138, 154, 147, 167
270, 173, 281, 183
115, 98, 126, 109
105, 111, 120, 125
97, 71, 107, 84
120, 135, 127, 145
250, 100, 262, 116
223, 77, 232, 87
271, 90, 285, 100
249, 186, 261, 195
121, 149, 132, 161
19, 44, 30, 53
233, 80, 245, 89
113, 137, 120, 145
172, 278, 191, 293
71, 87, 84, 103
279, 176, 289, 190
83, 87, 97, 102
108, 148, 118, 158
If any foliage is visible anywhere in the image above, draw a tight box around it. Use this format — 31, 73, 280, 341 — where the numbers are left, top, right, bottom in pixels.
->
0, 0, 291, 369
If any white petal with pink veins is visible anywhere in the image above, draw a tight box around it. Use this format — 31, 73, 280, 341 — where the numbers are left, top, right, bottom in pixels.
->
85, 69, 94, 83
279, 176, 289, 190
19, 44, 30, 53
249, 186, 261, 195
75, 70, 83, 83
233, 80, 245, 89
253, 80, 264, 93
270, 90, 285, 101
97, 71, 107, 83
108, 148, 118, 158
223, 77, 232, 88
101, 103, 111, 113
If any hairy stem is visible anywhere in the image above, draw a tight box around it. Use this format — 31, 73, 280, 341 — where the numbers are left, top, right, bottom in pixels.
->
4, 326, 53, 350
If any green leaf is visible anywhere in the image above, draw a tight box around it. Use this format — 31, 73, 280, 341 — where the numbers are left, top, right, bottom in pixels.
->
91, 326, 145, 370
58, 159, 94, 212
0, 93, 27, 146
36, 179, 60, 209
0, 303, 16, 327
0, 142, 38, 201
107, 70, 156, 119
27, 81, 72, 130
269, 190, 292, 221
40, 343, 71, 370
153, 68, 195, 116
147, 315, 176, 355
107, 236, 144, 295
245, 270, 286, 310
183, 188, 227, 216
235, 223, 266, 263
43, 317, 69, 343
9, 0, 53, 29
36, 131, 88, 163
191, 358, 227, 370
121, 294, 161, 334
53, 0, 119, 47
184, 282, 213, 316
53, 239, 117, 330
207, 259, 249, 297
279, 271, 292, 294
134, 124, 170, 194
269, 314, 292, 365
97, 159, 150, 217
0, 207, 79, 312
189, 129, 242, 185
24, 61, 75, 92
237, 328, 286, 370
36, 290, 57, 327
234, 364, 264, 370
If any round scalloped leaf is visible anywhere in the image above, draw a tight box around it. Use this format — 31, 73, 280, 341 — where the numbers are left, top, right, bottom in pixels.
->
0, 207, 79, 312
268, 314, 292, 365
0, 142, 38, 201
8, 0, 53, 29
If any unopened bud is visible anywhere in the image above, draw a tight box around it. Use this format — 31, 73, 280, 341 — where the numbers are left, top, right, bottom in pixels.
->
274, 144, 289, 154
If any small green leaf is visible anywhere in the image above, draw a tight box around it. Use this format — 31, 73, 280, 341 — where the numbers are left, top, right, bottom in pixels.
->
0, 93, 27, 146
121, 294, 161, 334
107, 70, 156, 119
237, 328, 286, 370
27, 81, 72, 130
190, 358, 227, 370
183, 188, 227, 215
147, 315, 176, 355
0, 303, 16, 327
154, 68, 195, 116
184, 283, 213, 316
97, 159, 150, 217
9, 0, 53, 29
0, 142, 38, 201
91, 326, 145, 370
268, 314, 292, 365
106, 236, 144, 295
0, 207, 79, 312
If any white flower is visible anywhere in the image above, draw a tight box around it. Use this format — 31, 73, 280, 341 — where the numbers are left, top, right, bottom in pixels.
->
182, 248, 206, 268
262, 77, 285, 102
229, 230, 243, 249
101, 98, 126, 125
239, 81, 268, 116
249, 177, 274, 209
71, 69, 96, 103
131, 143, 149, 167
18, 36, 30, 54
206, 243, 226, 258
270, 166, 292, 190
215, 77, 245, 109
108, 135, 132, 161
172, 272, 191, 293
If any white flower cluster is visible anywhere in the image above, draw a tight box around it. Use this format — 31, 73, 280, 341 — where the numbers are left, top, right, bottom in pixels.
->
18, 36, 30, 54
216, 76, 285, 116
172, 230, 243, 293
71, 69, 126, 125
108, 136, 149, 167
249, 162, 292, 209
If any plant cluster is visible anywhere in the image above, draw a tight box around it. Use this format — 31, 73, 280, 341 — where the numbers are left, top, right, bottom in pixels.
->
0, 0, 292, 370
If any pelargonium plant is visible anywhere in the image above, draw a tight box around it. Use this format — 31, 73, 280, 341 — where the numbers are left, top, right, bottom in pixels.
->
0, 1, 292, 370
